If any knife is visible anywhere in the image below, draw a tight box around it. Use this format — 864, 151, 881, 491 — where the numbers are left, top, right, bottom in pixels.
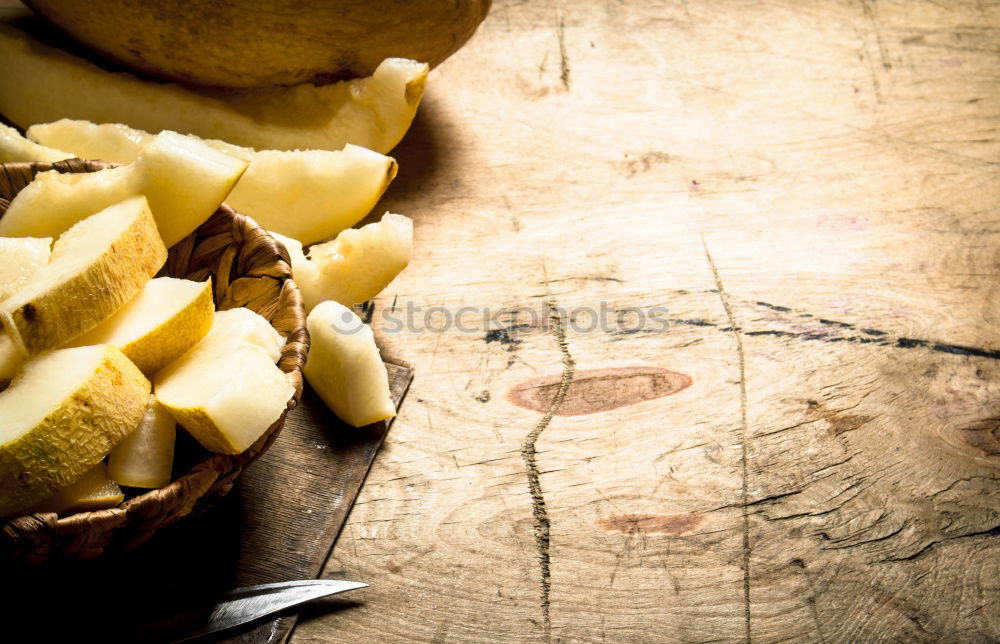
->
144, 579, 368, 643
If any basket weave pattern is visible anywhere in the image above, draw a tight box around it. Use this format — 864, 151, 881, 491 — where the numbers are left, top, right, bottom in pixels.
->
0, 159, 308, 563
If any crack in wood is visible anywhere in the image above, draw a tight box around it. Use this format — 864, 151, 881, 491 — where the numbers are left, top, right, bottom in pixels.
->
520, 299, 575, 642
704, 241, 752, 644
557, 12, 570, 90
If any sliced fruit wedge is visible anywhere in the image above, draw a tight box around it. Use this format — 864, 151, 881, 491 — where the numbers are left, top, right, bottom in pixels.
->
66, 277, 214, 375
28, 119, 247, 165
0, 236, 52, 382
0, 344, 149, 516
0, 23, 428, 154
108, 395, 175, 489
30, 120, 398, 245
0, 122, 70, 163
304, 301, 395, 427
0, 236, 51, 300
1, 195, 166, 355
200, 307, 286, 363
30, 462, 124, 515
132, 132, 248, 246
155, 309, 292, 454
0, 131, 247, 247
271, 213, 412, 313
0, 163, 137, 239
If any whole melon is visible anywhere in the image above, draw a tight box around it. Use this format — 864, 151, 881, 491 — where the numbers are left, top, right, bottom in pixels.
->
23, 0, 491, 88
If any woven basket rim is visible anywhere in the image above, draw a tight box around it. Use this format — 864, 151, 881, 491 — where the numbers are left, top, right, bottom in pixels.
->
0, 158, 309, 562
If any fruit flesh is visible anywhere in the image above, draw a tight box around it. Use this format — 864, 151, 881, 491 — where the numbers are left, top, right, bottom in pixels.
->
30, 462, 123, 514
1, 195, 167, 355
304, 300, 395, 427
108, 395, 175, 489
29, 120, 398, 245
0, 23, 428, 154
0, 130, 247, 247
272, 213, 412, 312
0, 345, 150, 516
0, 122, 70, 162
67, 277, 214, 375
0, 236, 51, 300
155, 309, 292, 454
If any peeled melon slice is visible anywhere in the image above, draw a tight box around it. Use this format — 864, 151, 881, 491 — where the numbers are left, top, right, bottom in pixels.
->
272, 213, 412, 312
0, 122, 70, 163
28, 119, 249, 164
305, 301, 395, 427
1, 195, 166, 355
67, 277, 214, 375
0, 164, 137, 239
30, 462, 124, 515
0, 344, 150, 516
0, 23, 428, 154
200, 308, 286, 364
0, 236, 51, 300
30, 120, 398, 245
154, 307, 291, 454
0, 130, 247, 247
108, 395, 175, 489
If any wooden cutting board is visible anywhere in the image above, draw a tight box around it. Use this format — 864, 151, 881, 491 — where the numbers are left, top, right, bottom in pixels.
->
3, 359, 412, 644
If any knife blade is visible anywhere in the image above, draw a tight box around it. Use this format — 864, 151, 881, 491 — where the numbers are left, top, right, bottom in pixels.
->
167, 580, 368, 643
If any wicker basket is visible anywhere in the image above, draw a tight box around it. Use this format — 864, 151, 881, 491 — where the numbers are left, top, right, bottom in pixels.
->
0, 159, 309, 563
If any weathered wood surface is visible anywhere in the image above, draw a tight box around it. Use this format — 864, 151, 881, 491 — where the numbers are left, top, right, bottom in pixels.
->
1, 0, 997, 641
291, 1, 1000, 642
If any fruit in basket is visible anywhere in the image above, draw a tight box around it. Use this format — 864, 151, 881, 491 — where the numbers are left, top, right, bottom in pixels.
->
67, 277, 214, 375
305, 301, 396, 427
28, 120, 399, 245
108, 396, 175, 489
1, 196, 166, 355
0, 23, 428, 154
155, 309, 292, 454
0, 123, 69, 163
271, 213, 412, 313
0, 344, 149, 517
23, 0, 490, 88
0, 130, 247, 247
30, 462, 123, 515
0, 236, 50, 300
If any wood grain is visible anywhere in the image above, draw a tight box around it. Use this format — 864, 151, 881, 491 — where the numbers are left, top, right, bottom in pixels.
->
1, 0, 998, 641
289, 1, 999, 642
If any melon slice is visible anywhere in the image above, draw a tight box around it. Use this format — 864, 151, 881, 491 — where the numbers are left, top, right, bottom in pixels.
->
1, 196, 166, 355
0, 344, 149, 516
0, 130, 247, 247
0, 164, 137, 239
155, 308, 292, 454
108, 395, 175, 489
201, 308, 286, 364
304, 301, 395, 427
0, 122, 70, 163
271, 213, 412, 313
30, 462, 124, 515
0, 236, 51, 300
0, 236, 52, 382
0, 23, 428, 154
66, 277, 214, 375
0, 333, 22, 384
30, 120, 398, 245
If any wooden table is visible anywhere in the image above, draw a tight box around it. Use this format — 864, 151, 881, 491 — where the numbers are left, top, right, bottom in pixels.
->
295, 1, 1000, 642
1, 0, 995, 641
